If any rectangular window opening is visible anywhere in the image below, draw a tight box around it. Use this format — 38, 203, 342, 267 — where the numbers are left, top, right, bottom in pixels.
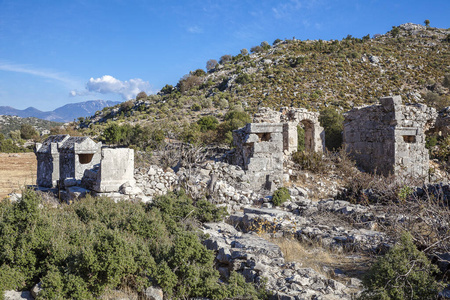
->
79, 153, 94, 164
403, 135, 416, 143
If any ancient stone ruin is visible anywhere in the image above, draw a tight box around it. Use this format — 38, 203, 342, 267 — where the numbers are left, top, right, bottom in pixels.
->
35, 135, 136, 199
232, 107, 325, 190
35, 135, 102, 188
343, 96, 437, 178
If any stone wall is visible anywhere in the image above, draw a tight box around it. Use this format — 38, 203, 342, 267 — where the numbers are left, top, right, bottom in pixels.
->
343, 96, 436, 178
232, 123, 284, 191
231, 107, 325, 191
35, 135, 70, 187
83, 148, 135, 193
252, 107, 325, 154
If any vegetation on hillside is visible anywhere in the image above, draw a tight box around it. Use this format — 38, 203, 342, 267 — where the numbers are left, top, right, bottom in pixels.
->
75, 23, 449, 150
0, 115, 61, 137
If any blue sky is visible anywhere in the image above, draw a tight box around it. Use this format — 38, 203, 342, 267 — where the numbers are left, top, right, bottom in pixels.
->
0, 0, 448, 111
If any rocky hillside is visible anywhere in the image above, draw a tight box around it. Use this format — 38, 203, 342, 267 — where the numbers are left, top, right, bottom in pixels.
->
0, 115, 62, 136
79, 23, 449, 136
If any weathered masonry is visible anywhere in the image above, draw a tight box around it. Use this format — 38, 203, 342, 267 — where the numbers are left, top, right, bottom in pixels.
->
35, 135, 101, 187
343, 96, 436, 178
35, 135, 135, 194
232, 107, 325, 190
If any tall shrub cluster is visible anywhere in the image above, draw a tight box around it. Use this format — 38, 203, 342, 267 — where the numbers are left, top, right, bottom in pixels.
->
0, 190, 268, 299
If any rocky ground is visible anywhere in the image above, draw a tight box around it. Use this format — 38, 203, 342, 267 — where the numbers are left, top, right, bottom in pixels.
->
5, 150, 450, 299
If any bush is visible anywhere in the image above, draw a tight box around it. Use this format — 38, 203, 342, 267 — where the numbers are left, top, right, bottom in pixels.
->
136, 91, 147, 100
191, 103, 202, 111
19, 124, 38, 140
297, 125, 305, 152
0, 190, 263, 299
160, 84, 175, 94
192, 69, 206, 77
272, 187, 290, 206
219, 55, 232, 64
206, 59, 218, 72
292, 151, 327, 173
178, 74, 202, 94
197, 116, 219, 132
360, 232, 443, 300
235, 73, 251, 84
216, 109, 251, 145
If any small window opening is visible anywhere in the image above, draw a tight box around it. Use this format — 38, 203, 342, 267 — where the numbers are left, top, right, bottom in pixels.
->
79, 153, 94, 164
257, 132, 271, 142
403, 135, 416, 143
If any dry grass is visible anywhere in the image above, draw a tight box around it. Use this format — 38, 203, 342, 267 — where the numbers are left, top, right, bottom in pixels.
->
268, 235, 372, 281
0, 152, 37, 200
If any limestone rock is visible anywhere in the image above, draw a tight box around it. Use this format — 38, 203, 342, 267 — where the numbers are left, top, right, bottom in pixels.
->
3, 291, 33, 300
142, 286, 163, 300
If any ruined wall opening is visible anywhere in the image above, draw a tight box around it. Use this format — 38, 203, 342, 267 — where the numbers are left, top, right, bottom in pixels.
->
257, 132, 271, 142
79, 153, 94, 164
301, 120, 314, 152
403, 135, 416, 143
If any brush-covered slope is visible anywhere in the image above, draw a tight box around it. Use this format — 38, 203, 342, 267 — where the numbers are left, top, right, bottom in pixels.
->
80, 23, 449, 139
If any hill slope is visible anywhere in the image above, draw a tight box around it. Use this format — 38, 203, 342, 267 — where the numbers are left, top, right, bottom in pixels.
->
80, 23, 450, 140
0, 115, 62, 136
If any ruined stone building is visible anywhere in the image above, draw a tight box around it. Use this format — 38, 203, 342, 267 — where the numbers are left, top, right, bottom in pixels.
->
35, 135, 135, 195
35, 135, 101, 188
343, 96, 437, 178
232, 107, 325, 190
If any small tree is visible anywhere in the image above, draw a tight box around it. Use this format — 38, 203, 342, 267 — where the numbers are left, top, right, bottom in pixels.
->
250, 45, 263, 53
391, 26, 400, 38
424, 19, 430, 27
197, 116, 218, 132
206, 59, 218, 72
260, 41, 270, 50
177, 74, 201, 94
319, 108, 344, 151
219, 55, 232, 64
360, 232, 443, 300
160, 84, 174, 94
136, 91, 147, 100
20, 124, 38, 140
272, 187, 290, 206
240, 48, 248, 55
192, 69, 206, 77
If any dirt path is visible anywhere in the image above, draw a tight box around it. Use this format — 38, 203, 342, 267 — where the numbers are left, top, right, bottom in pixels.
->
0, 152, 37, 200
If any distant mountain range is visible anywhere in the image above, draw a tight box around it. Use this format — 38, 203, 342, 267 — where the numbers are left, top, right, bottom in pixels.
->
0, 100, 121, 123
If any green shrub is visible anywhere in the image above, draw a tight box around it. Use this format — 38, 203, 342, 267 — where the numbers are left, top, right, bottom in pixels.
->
360, 232, 443, 300
0, 189, 263, 299
319, 107, 344, 151
272, 187, 290, 206
191, 103, 202, 111
197, 116, 219, 132
297, 125, 305, 152
235, 73, 251, 84
292, 151, 329, 174
216, 109, 251, 145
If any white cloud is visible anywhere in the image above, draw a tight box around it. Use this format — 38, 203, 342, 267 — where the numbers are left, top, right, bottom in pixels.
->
187, 25, 203, 34
71, 75, 151, 100
0, 62, 77, 86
